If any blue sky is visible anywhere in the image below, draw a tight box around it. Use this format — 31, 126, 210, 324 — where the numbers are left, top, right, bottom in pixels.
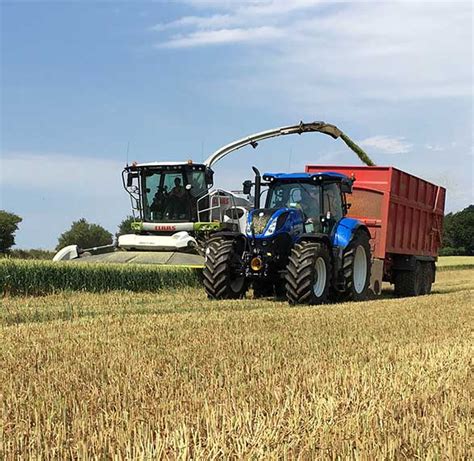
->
1, 0, 472, 249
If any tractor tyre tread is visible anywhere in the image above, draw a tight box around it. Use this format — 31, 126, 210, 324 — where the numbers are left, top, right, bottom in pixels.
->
285, 241, 331, 305
336, 230, 372, 302
203, 238, 247, 299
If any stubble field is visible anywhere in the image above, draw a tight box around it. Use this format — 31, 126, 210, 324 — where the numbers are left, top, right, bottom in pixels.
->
0, 267, 472, 459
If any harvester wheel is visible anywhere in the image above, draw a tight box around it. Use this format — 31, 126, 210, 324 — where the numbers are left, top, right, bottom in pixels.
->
339, 230, 372, 301
285, 242, 331, 305
203, 238, 247, 299
394, 261, 422, 297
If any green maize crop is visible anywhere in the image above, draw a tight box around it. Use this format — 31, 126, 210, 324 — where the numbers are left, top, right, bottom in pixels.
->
0, 259, 201, 296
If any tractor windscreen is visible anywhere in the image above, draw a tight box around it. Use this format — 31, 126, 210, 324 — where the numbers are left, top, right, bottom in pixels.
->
142, 168, 207, 222
266, 181, 344, 222
266, 182, 322, 221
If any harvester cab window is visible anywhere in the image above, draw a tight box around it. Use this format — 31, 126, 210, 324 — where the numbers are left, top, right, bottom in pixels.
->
143, 170, 191, 222
187, 171, 207, 198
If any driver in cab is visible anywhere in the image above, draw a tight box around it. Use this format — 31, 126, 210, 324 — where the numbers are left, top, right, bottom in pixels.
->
168, 177, 186, 218
170, 177, 185, 199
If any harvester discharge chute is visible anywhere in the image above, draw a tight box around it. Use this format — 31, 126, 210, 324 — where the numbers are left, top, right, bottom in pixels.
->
53, 121, 374, 266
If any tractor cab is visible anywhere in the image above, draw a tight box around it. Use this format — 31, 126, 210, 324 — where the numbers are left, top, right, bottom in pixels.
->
245, 170, 353, 241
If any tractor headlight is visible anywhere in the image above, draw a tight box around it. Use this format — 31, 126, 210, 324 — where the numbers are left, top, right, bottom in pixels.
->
263, 219, 278, 237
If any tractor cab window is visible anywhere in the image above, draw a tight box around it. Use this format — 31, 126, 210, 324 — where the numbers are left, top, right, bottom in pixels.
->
266, 182, 321, 221
144, 170, 190, 222
323, 183, 343, 221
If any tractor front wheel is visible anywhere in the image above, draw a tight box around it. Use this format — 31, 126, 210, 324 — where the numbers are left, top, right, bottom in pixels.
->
203, 238, 247, 299
285, 242, 331, 305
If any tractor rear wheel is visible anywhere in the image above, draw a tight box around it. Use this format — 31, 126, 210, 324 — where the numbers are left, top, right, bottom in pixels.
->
339, 230, 372, 301
203, 238, 247, 299
285, 242, 331, 305
394, 261, 422, 297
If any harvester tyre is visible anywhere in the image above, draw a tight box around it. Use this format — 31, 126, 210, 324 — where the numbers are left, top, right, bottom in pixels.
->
203, 238, 247, 299
285, 242, 331, 305
339, 230, 372, 301
394, 261, 422, 297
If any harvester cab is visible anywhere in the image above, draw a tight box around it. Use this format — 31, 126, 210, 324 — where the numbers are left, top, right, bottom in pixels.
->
121, 161, 248, 253
204, 167, 373, 304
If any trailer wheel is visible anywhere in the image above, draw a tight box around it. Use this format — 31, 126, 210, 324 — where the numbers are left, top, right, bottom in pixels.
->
203, 238, 247, 299
285, 242, 331, 305
420, 262, 434, 295
340, 230, 372, 301
394, 261, 422, 297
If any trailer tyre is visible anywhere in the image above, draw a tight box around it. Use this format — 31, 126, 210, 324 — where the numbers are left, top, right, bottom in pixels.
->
421, 262, 434, 295
203, 238, 247, 299
285, 242, 331, 305
340, 230, 372, 301
394, 261, 422, 297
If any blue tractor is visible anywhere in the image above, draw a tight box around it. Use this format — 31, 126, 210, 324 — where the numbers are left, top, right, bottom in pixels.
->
203, 167, 372, 304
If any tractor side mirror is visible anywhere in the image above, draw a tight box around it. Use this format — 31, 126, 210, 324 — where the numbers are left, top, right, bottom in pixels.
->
127, 172, 138, 187
242, 180, 252, 195
341, 180, 352, 194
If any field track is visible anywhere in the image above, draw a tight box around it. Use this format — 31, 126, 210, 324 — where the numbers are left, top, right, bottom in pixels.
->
0, 268, 472, 459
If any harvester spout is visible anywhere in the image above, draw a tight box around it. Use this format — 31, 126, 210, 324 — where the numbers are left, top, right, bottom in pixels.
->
204, 121, 375, 167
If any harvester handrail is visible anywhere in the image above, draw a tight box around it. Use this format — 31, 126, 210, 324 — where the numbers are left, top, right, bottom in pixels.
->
204, 121, 375, 167
197, 188, 238, 223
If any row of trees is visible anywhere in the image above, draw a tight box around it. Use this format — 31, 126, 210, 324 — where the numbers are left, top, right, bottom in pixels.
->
440, 205, 474, 256
1, 206, 473, 256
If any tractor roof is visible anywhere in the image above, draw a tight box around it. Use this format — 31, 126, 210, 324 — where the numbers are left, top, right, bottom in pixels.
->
263, 172, 350, 182
126, 161, 207, 169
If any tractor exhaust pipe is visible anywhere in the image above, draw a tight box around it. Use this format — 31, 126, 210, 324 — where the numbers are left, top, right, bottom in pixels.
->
252, 166, 261, 209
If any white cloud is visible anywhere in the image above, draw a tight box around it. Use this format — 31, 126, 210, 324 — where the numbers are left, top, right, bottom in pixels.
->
156, 26, 283, 48
151, 1, 472, 102
425, 144, 445, 152
151, 14, 233, 32
358, 136, 413, 154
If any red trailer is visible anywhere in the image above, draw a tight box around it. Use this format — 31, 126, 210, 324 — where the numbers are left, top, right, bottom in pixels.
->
305, 165, 446, 296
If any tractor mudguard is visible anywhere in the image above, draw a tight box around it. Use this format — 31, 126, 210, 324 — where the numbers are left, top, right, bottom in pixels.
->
331, 218, 369, 250
297, 233, 331, 247
211, 231, 245, 239
208, 231, 247, 251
